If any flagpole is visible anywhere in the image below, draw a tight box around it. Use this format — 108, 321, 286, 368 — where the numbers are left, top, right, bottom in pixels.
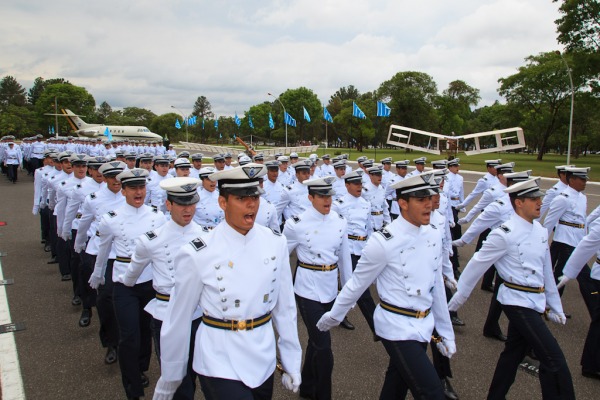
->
171, 105, 188, 143
54, 96, 59, 138
268, 92, 287, 148
325, 121, 328, 149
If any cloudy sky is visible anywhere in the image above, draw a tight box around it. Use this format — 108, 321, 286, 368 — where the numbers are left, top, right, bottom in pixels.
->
2, 0, 563, 119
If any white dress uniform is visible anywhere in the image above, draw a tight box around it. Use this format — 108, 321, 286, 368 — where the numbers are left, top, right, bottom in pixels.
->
460, 195, 513, 245
332, 193, 372, 256
263, 178, 286, 221
430, 208, 454, 282
458, 172, 497, 209
33, 164, 54, 214
62, 179, 105, 237
255, 197, 280, 232
277, 180, 311, 221
331, 177, 347, 202
362, 181, 391, 231
540, 180, 567, 219
461, 181, 505, 224
159, 222, 302, 387
193, 188, 224, 228
542, 185, 587, 247
277, 169, 295, 186
55, 175, 92, 239
147, 174, 170, 213
318, 163, 335, 178
444, 171, 464, 210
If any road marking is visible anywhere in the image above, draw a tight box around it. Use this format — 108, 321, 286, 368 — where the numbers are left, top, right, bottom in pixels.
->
0, 258, 25, 400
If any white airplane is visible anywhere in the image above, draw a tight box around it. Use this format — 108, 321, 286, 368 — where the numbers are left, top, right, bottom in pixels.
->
386, 125, 526, 155
50, 109, 163, 142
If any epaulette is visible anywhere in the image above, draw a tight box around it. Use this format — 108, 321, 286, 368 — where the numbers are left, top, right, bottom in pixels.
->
90, 193, 97, 199
495, 199, 504, 206
151, 205, 158, 213
145, 231, 157, 240
500, 225, 510, 233
75, 213, 82, 219
560, 193, 569, 198
202, 226, 210, 232
95, 230, 100, 237
291, 216, 300, 223
549, 187, 556, 191
377, 229, 393, 240
271, 228, 281, 236
338, 213, 344, 219
108, 211, 117, 218
190, 237, 207, 251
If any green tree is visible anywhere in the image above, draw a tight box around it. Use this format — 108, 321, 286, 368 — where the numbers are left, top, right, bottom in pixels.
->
0, 76, 27, 110
27, 77, 70, 106
0, 104, 37, 137
241, 102, 272, 143
95, 101, 113, 123
34, 83, 95, 135
435, 80, 481, 134
120, 107, 156, 126
272, 87, 321, 145
150, 113, 184, 142
192, 96, 214, 119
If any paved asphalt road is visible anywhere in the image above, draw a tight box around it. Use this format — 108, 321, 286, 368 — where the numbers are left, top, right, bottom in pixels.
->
0, 168, 599, 399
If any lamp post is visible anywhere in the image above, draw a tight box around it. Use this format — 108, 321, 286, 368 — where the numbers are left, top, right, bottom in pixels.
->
170, 105, 189, 143
556, 51, 574, 165
268, 92, 288, 148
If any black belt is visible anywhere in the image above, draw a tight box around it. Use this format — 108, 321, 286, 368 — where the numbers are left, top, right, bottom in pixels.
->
297, 261, 338, 272
156, 293, 170, 302
348, 234, 367, 241
503, 282, 545, 293
115, 256, 131, 263
202, 312, 271, 331
371, 211, 383, 216
380, 300, 430, 318
558, 220, 584, 229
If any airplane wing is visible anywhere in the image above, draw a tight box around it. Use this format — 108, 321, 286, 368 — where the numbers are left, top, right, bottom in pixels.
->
386, 125, 447, 155
461, 127, 525, 155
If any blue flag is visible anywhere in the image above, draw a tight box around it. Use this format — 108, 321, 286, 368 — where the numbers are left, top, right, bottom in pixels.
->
51, 126, 55, 135
175, 119, 182, 129
234, 113, 241, 127
104, 126, 112, 141
284, 112, 297, 127
248, 115, 254, 129
219, 133, 222, 138
377, 101, 391, 117
202, 118, 205, 129
323, 107, 333, 123
268, 113, 275, 129
352, 102, 366, 119
214, 119, 219, 131
303, 107, 311, 122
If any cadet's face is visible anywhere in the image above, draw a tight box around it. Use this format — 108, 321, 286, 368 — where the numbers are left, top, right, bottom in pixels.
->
62, 161, 73, 174
89, 168, 104, 183
399, 196, 433, 227
219, 194, 260, 235
497, 173, 507, 186
432, 193, 441, 210
335, 167, 345, 178
346, 181, 363, 197
569, 176, 587, 192
369, 173, 382, 186
296, 170, 310, 183
515, 196, 542, 222
397, 166, 408, 177
176, 167, 190, 177
122, 185, 146, 208
73, 164, 87, 179
53, 160, 62, 170
449, 165, 459, 173
488, 166, 498, 176
416, 164, 424, 172
214, 159, 225, 170
267, 168, 279, 182
193, 160, 203, 169
279, 162, 288, 172
383, 163, 391, 171
155, 163, 169, 176
125, 159, 135, 169
140, 160, 152, 171
309, 193, 332, 215
105, 175, 122, 193
225, 158, 232, 166
166, 201, 195, 226
202, 178, 216, 192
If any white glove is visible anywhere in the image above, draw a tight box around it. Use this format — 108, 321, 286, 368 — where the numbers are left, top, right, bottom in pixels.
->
456, 204, 465, 210
449, 221, 456, 228
556, 275, 570, 290
88, 269, 105, 290
436, 339, 457, 358
459, 208, 466, 213
32, 206, 39, 215
316, 312, 341, 332
120, 273, 137, 287
447, 292, 468, 312
547, 311, 567, 325
281, 372, 301, 393
152, 376, 182, 400
444, 275, 457, 291
74, 244, 85, 254
40, 202, 47, 209
61, 231, 72, 241
457, 218, 468, 225
452, 239, 466, 247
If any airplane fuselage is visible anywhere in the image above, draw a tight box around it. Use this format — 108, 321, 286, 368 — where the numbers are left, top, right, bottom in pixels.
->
76, 125, 163, 141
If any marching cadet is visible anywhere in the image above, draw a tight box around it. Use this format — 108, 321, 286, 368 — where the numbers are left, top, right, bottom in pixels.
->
194, 167, 224, 229
360, 159, 374, 184
173, 158, 191, 177
3, 141, 22, 183
362, 165, 391, 232
147, 156, 171, 213
90, 168, 167, 400
253, 153, 265, 164
449, 178, 574, 400
331, 160, 348, 201
283, 176, 352, 400
276, 160, 313, 222
543, 166, 590, 295
406, 156, 426, 177
30, 134, 47, 170
124, 152, 137, 170
239, 155, 252, 166
262, 160, 285, 223
385, 160, 410, 219
539, 165, 573, 219
318, 154, 335, 177
445, 158, 464, 278
558, 213, 600, 380
276, 156, 295, 186
154, 163, 302, 400
224, 153, 234, 170
50, 152, 74, 270
212, 153, 226, 171
137, 153, 154, 172
121, 177, 207, 399
189, 153, 204, 179
32, 150, 56, 248
256, 176, 280, 232
318, 172, 455, 400
456, 159, 501, 209
43, 152, 64, 263
332, 170, 375, 332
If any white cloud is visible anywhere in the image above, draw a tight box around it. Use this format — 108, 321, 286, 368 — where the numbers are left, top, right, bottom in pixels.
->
0, 0, 562, 119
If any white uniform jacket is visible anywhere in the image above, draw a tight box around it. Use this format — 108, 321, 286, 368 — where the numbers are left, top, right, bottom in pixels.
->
332, 193, 372, 256
543, 185, 587, 247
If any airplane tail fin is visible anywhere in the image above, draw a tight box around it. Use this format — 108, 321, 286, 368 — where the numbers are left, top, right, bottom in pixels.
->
61, 109, 90, 131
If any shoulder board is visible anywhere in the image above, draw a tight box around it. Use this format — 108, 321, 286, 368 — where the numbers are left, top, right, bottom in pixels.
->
430, 223, 437, 229
377, 229, 393, 240
500, 225, 510, 233
271, 228, 281, 236
190, 237, 207, 251
495, 199, 504, 205
202, 226, 210, 232
560, 193, 569, 198
75, 213, 82, 219
95, 230, 100, 237
291, 216, 300, 223
108, 211, 117, 218
90, 193, 97, 199
151, 205, 158, 213
76, 184, 81, 189
338, 213, 344, 219
145, 231, 157, 240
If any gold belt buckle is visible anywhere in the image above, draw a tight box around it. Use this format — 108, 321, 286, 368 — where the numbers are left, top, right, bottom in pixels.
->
236, 320, 247, 330
416, 310, 426, 318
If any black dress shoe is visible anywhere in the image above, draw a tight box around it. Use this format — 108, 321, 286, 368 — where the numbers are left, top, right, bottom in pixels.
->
582, 369, 600, 380
141, 372, 149, 388
483, 332, 507, 342
441, 377, 459, 400
480, 285, 494, 293
71, 296, 81, 306
41, 239, 46, 244
451, 316, 465, 326
44, 245, 51, 252
79, 309, 91, 327
339, 317, 355, 330
61, 274, 72, 281
565, 313, 572, 319
47, 257, 58, 264
104, 346, 118, 364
